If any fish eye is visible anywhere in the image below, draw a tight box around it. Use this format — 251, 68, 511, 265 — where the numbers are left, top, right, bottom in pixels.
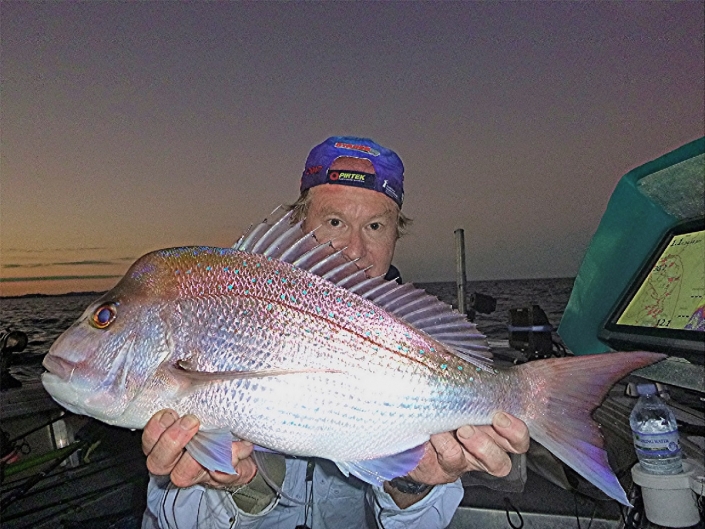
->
91, 303, 117, 329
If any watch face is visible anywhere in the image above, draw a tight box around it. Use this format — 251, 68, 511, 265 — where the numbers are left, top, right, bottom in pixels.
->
389, 477, 432, 495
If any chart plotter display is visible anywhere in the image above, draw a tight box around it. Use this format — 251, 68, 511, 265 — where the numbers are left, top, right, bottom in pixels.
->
616, 228, 704, 332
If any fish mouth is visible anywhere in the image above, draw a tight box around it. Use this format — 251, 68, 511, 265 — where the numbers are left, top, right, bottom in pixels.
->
42, 355, 76, 381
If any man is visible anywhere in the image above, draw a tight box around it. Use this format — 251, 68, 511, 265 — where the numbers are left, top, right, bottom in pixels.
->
142, 137, 530, 528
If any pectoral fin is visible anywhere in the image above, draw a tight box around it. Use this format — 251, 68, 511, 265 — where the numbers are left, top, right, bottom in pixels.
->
186, 430, 282, 475
174, 360, 343, 382
336, 444, 426, 487
186, 429, 237, 474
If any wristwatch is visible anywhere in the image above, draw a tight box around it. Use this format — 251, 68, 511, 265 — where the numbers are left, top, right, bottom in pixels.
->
388, 477, 432, 495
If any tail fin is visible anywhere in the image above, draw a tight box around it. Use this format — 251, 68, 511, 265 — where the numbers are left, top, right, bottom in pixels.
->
516, 351, 665, 506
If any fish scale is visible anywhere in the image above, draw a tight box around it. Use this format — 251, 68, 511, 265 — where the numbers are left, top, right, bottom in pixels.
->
42, 210, 666, 504
157, 247, 501, 458
163, 248, 468, 383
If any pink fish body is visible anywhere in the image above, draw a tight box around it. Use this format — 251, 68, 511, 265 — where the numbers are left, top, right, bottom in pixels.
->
42, 210, 664, 505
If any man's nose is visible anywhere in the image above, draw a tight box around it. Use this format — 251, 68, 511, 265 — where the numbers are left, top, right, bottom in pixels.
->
338, 230, 365, 262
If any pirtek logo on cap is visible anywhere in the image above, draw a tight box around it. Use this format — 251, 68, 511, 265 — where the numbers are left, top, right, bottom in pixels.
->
334, 142, 381, 156
330, 171, 371, 182
326, 170, 376, 189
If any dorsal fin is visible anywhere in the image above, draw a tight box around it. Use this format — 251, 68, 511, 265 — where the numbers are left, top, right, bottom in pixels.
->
233, 208, 492, 367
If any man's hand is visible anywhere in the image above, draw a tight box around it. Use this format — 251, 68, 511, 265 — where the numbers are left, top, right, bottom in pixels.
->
142, 409, 257, 489
408, 412, 530, 485
383, 412, 529, 508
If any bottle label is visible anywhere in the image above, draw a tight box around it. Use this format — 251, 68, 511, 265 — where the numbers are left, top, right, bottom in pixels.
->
632, 430, 681, 457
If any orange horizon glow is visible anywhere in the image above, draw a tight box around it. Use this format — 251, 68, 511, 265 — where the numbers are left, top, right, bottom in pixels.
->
0, 276, 120, 298
3, 2, 702, 300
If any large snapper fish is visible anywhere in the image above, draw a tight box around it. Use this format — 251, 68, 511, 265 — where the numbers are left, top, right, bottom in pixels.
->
42, 210, 663, 505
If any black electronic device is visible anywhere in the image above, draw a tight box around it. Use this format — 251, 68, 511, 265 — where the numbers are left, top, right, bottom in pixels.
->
599, 217, 705, 364
508, 305, 555, 360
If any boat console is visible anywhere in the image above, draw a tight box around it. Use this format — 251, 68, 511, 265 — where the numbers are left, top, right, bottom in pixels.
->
558, 137, 704, 527
451, 138, 704, 528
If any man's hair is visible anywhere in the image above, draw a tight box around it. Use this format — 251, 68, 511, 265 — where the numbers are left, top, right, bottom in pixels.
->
284, 190, 412, 239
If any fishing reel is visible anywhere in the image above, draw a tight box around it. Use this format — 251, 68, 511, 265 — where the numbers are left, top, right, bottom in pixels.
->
0, 330, 28, 390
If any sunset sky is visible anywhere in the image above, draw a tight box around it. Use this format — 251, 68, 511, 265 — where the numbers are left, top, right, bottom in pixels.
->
1, 1, 703, 297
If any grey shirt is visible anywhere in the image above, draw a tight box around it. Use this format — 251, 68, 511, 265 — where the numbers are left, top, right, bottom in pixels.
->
142, 456, 464, 529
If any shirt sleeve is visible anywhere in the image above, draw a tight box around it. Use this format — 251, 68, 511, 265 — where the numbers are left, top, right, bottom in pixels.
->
141, 474, 280, 529
366, 480, 464, 529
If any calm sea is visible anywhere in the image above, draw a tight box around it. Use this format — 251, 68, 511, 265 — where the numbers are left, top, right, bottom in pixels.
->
0, 278, 574, 366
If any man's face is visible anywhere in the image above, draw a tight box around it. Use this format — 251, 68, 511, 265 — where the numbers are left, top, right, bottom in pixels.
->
302, 158, 399, 277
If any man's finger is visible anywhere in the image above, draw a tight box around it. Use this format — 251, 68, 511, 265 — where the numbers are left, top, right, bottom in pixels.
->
232, 440, 254, 463
430, 431, 465, 470
169, 450, 208, 488
145, 414, 200, 475
457, 425, 511, 476
209, 457, 258, 487
490, 413, 530, 453
142, 409, 178, 456
408, 433, 468, 484
468, 416, 530, 456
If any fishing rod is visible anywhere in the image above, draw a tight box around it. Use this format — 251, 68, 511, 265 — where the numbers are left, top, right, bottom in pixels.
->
0, 440, 87, 511
3, 472, 145, 527
6, 411, 66, 446
3, 445, 144, 497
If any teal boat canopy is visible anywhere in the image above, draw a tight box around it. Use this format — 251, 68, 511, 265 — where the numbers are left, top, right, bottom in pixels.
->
558, 137, 705, 358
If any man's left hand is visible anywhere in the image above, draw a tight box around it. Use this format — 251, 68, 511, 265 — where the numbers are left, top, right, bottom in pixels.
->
407, 412, 530, 485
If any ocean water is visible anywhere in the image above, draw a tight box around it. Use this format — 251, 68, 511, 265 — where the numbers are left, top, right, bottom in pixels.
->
1, 294, 101, 356
0, 278, 574, 366
419, 278, 575, 340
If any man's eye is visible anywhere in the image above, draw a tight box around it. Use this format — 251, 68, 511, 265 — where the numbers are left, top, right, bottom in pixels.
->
369, 222, 381, 231
329, 219, 341, 227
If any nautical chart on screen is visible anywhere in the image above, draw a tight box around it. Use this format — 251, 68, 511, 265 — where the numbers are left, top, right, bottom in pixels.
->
617, 229, 704, 332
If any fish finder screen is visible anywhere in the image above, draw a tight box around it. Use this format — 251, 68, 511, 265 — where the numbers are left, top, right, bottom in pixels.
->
616, 229, 705, 332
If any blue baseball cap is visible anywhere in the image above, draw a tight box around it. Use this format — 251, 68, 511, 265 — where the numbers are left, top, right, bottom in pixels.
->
301, 136, 405, 208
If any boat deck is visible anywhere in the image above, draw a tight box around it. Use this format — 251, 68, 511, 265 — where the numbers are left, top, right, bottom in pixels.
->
1, 357, 702, 528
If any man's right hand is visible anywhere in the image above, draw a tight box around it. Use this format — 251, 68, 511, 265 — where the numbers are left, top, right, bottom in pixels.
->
142, 409, 257, 489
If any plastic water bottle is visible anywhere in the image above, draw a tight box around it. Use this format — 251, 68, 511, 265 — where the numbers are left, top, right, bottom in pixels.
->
629, 383, 683, 475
